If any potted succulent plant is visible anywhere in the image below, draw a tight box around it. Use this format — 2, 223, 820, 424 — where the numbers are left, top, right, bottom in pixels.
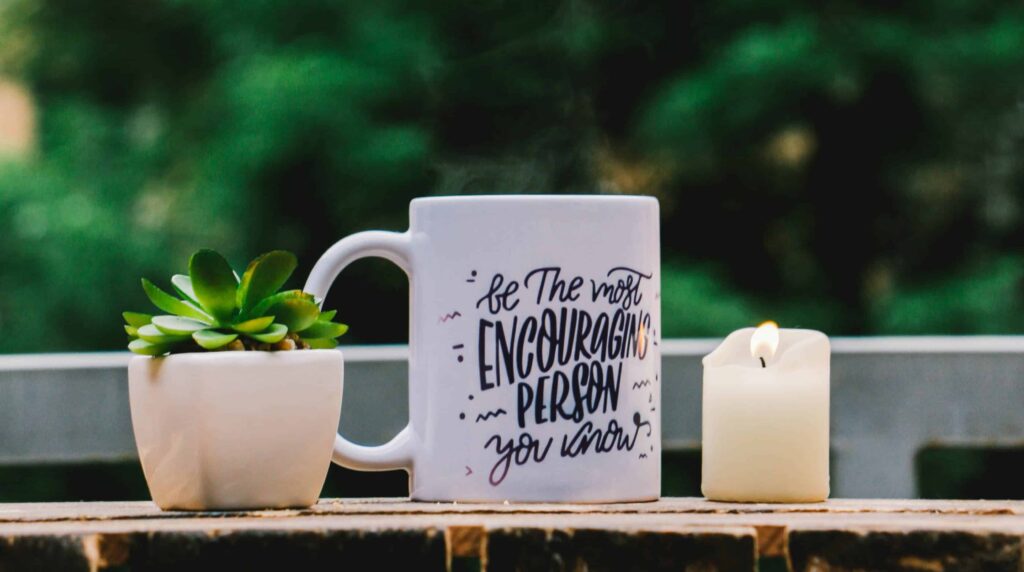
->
125, 249, 348, 510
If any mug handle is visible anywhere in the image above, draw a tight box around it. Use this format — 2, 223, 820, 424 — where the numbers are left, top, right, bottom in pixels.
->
304, 231, 415, 472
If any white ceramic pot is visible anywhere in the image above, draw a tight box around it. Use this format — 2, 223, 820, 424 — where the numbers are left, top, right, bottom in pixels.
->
128, 350, 343, 510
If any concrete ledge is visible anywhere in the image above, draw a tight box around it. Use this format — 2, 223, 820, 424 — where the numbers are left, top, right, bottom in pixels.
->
3, 339, 1024, 498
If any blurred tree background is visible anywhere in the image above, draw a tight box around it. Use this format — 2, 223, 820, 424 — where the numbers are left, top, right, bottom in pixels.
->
1, 0, 1024, 352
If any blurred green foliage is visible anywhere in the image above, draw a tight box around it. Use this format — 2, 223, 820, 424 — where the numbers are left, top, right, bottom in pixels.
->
1, 0, 1024, 350
916, 446, 1024, 499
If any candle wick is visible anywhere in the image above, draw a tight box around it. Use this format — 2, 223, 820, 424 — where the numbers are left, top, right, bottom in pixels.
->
759, 357, 766, 368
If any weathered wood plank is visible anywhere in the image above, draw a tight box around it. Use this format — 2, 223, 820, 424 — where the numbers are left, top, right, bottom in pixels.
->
486, 527, 756, 572
0, 499, 1023, 571
788, 529, 1024, 572
2, 498, 1024, 525
0, 529, 448, 572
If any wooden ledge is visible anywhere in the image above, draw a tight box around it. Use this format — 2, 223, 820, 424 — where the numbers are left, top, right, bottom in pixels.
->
0, 498, 1023, 571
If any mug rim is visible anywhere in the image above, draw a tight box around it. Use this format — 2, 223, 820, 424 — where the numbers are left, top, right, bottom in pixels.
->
411, 194, 657, 207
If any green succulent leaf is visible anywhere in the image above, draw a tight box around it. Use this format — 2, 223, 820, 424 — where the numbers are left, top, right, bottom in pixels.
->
129, 339, 172, 356
303, 338, 339, 349
192, 330, 239, 350
142, 279, 214, 322
171, 274, 198, 303
137, 324, 191, 344
189, 249, 238, 323
299, 320, 348, 339
248, 289, 314, 319
248, 323, 288, 343
152, 315, 209, 335
232, 315, 275, 334
122, 312, 152, 328
267, 297, 319, 331
236, 250, 297, 313
128, 248, 347, 355
318, 309, 337, 322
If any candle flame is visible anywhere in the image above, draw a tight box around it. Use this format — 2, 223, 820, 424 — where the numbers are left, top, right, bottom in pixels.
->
750, 320, 780, 362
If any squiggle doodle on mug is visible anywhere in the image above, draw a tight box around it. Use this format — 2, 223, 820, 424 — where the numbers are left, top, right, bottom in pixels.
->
438, 311, 462, 323
476, 408, 507, 422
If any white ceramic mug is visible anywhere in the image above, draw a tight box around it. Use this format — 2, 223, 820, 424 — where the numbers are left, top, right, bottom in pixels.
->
305, 195, 661, 502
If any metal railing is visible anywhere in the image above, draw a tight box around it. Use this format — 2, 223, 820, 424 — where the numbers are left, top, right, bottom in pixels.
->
1, 337, 1023, 498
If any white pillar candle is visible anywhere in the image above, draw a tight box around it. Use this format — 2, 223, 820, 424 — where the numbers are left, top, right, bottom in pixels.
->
701, 323, 830, 502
